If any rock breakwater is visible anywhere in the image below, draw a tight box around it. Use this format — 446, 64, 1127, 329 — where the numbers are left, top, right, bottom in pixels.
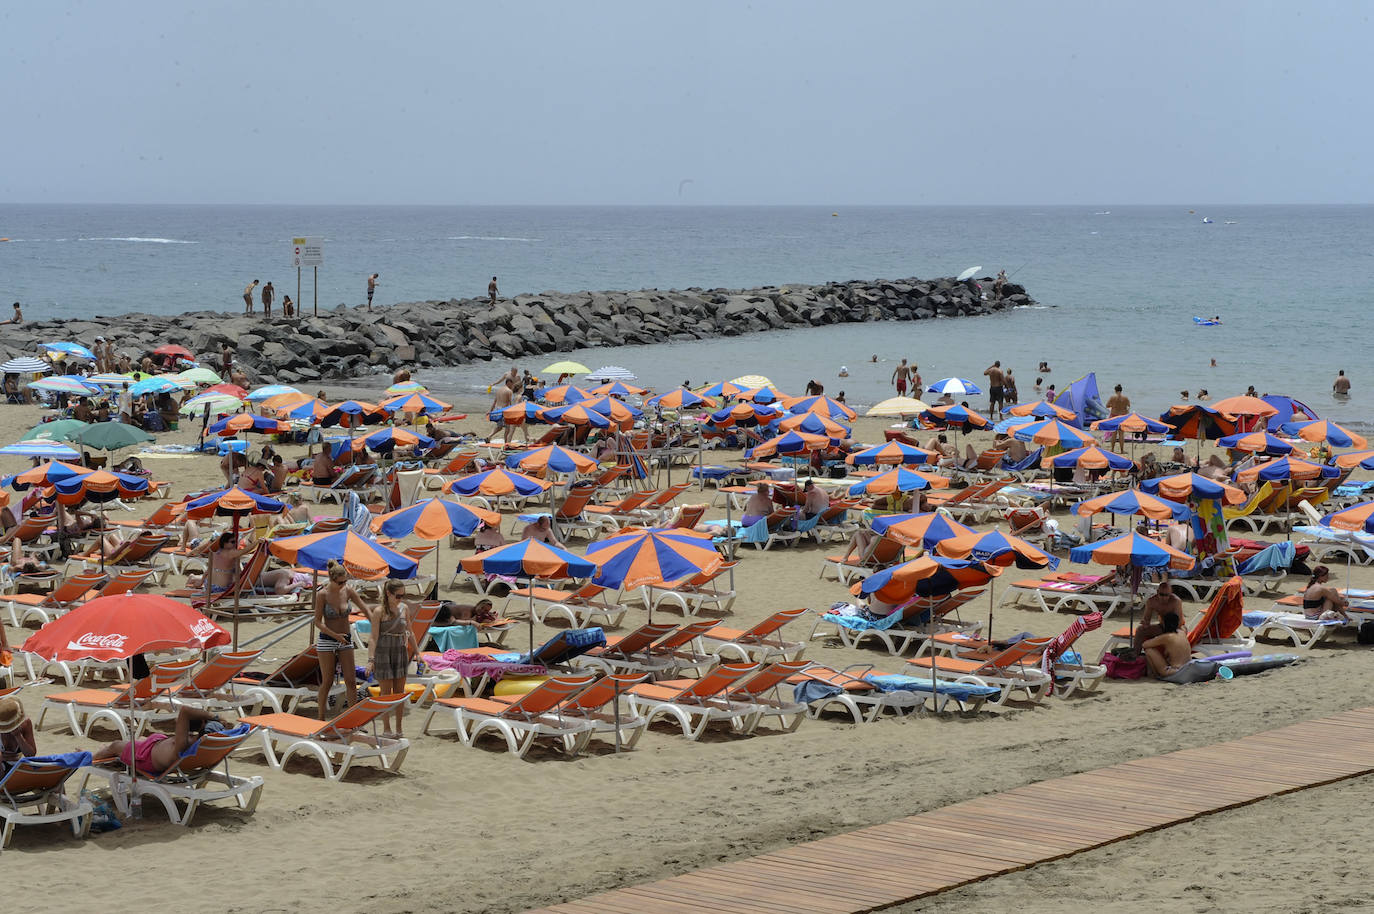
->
3, 276, 1037, 384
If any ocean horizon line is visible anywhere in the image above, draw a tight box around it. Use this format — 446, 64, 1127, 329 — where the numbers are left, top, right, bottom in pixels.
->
3, 200, 1372, 210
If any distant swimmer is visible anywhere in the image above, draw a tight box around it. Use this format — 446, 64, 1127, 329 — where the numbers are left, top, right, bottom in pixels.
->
488, 276, 499, 304
1210, 357, 1217, 367
367, 273, 380, 312
1334, 370, 1352, 396
838, 366, 849, 378
0, 302, 21, 325
243, 279, 259, 315
1038, 361, 1051, 373
1212, 315, 1222, 324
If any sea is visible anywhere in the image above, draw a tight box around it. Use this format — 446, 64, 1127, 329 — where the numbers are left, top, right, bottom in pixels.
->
2, 204, 1371, 428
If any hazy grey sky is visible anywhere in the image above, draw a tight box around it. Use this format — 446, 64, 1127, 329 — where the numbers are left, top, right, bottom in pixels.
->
3, 0, 1370, 205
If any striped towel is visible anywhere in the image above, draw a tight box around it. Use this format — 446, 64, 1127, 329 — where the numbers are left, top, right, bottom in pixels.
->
1041, 611, 1103, 695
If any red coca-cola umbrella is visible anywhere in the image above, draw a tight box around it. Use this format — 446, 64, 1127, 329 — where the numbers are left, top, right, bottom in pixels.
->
152, 344, 195, 361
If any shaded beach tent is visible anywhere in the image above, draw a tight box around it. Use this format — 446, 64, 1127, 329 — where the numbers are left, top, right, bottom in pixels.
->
537, 384, 593, 405
1287, 419, 1367, 450
1216, 430, 1294, 456
381, 392, 451, 416
540, 402, 613, 429
729, 374, 773, 389
179, 392, 243, 417
1159, 404, 1236, 441
0, 441, 81, 460
384, 380, 428, 395
870, 511, 976, 548
490, 402, 546, 426
0, 356, 51, 374
1091, 412, 1169, 435
72, 422, 154, 452
445, 466, 551, 498
937, 529, 1058, 638
269, 529, 417, 581
352, 427, 434, 453
128, 376, 184, 396
784, 394, 858, 422
709, 402, 780, 428
1009, 418, 1096, 449
1042, 445, 1133, 471
846, 441, 937, 467
587, 366, 636, 382
1007, 400, 1076, 421
747, 430, 831, 460
210, 415, 290, 449
1050, 373, 1107, 427
589, 380, 649, 398
504, 444, 598, 475
697, 381, 746, 400
776, 412, 850, 441
173, 366, 223, 387
245, 384, 301, 403
587, 527, 722, 620
847, 466, 948, 497
1262, 394, 1319, 432
1140, 472, 1247, 506
866, 396, 931, 418
20, 418, 90, 442
29, 376, 101, 397
1076, 489, 1193, 522
41, 342, 96, 361
460, 539, 596, 653
926, 377, 981, 397
1234, 456, 1339, 486
372, 496, 501, 586
542, 360, 591, 376
645, 388, 715, 411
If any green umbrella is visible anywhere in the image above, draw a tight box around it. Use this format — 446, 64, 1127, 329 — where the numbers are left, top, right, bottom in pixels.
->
174, 367, 223, 386
20, 419, 91, 442
73, 423, 154, 452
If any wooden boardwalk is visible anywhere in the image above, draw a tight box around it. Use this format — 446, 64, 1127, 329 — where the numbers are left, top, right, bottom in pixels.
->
528, 707, 1374, 913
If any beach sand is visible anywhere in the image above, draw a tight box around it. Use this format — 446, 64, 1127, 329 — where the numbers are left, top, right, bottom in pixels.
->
1, 390, 1370, 914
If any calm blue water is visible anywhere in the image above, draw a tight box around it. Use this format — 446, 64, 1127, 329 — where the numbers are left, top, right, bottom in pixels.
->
2, 204, 1371, 425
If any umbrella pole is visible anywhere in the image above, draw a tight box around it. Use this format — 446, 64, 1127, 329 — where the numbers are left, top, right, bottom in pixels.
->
125, 655, 140, 819
99, 501, 107, 572
231, 513, 243, 650
986, 579, 996, 642
697, 425, 704, 491
528, 580, 536, 658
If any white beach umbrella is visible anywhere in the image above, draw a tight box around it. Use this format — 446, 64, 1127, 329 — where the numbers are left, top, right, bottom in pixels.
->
0, 357, 52, 374
588, 365, 636, 382
866, 396, 932, 417
956, 266, 982, 282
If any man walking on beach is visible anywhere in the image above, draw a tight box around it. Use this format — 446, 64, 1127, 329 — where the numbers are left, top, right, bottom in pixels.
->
1334, 370, 1351, 395
261, 281, 274, 318
1107, 384, 1131, 448
891, 359, 911, 395
489, 378, 519, 445
488, 276, 499, 304
367, 273, 380, 312
243, 280, 259, 315
984, 360, 1005, 418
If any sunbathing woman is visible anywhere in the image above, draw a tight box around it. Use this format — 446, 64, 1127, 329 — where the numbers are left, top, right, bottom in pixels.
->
366, 580, 421, 739
91, 706, 226, 776
1301, 565, 1352, 622
314, 560, 366, 718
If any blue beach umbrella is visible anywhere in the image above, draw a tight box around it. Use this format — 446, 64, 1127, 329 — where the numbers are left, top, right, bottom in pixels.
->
129, 376, 184, 396
459, 539, 597, 653
268, 530, 418, 580
355, 427, 435, 453
372, 497, 496, 540
245, 384, 302, 403
1045, 445, 1134, 471
775, 412, 851, 441
490, 402, 547, 425
784, 395, 858, 422
926, 377, 982, 396
41, 342, 96, 361
585, 528, 722, 613
1076, 489, 1194, 522
28, 376, 101, 397
1217, 430, 1295, 456
1092, 412, 1170, 436
0, 442, 82, 460
847, 466, 936, 496
869, 512, 976, 549
540, 402, 613, 429
445, 467, 550, 498
505, 445, 599, 475
1010, 418, 1097, 449
846, 441, 936, 467
645, 388, 713, 412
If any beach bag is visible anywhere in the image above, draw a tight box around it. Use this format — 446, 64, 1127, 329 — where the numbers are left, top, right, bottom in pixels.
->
1103, 649, 1147, 680
1358, 621, 1374, 645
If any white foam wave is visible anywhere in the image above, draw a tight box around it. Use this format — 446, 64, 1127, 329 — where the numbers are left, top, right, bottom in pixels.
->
79, 236, 198, 244
447, 235, 540, 242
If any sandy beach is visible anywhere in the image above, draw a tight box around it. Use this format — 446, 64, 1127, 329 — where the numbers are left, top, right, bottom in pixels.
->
1, 386, 1370, 914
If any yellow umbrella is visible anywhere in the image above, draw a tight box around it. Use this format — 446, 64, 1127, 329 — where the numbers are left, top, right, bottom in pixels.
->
543, 361, 591, 375
866, 396, 931, 417
730, 374, 772, 388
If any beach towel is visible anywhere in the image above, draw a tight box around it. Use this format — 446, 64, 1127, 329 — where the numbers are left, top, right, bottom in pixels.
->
862, 674, 1001, 703
1040, 611, 1102, 694
1236, 542, 1296, 576
344, 491, 372, 535
793, 680, 844, 705
423, 650, 544, 680
13, 750, 94, 771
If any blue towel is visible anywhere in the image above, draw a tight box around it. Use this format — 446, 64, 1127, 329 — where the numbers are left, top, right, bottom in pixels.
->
793, 681, 844, 704
822, 608, 929, 632
863, 675, 1001, 702
1237, 542, 1296, 576
522, 626, 607, 665
17, 750, 93, 770
739, 517, 769, 544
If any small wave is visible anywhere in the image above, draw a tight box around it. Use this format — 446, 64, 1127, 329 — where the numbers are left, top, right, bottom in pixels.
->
447, 235, 540, 242
79, 236, 199, 244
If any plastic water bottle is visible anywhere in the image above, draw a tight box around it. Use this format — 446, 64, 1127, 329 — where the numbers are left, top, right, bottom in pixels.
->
415, 657, 427, 676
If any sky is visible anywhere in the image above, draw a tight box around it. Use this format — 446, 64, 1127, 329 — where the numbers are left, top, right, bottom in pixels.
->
2, 0, 1371, 205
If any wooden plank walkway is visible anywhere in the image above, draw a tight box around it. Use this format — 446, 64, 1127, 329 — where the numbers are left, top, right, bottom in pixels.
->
528, 707, 1374, 913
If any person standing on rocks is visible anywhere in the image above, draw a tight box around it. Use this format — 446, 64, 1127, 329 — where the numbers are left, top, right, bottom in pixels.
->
891, 359, 911, 395
984, 360, 1005, 418
221, 344, 234, 376
993, 270, 1007, 300
243, 280, 259, 315
367, 273, 380, 312
488, 276, 499, 304
261, 281, 274, 318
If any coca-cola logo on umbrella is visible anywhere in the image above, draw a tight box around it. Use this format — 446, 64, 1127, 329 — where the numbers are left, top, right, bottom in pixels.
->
192, 618, 220, 641
65, 632, 129, 652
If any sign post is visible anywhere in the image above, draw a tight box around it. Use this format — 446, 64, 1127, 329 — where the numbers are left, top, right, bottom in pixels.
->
291, 237, 324, 317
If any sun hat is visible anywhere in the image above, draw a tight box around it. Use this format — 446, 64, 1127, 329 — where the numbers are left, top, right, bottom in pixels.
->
0, 697, 25, 734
